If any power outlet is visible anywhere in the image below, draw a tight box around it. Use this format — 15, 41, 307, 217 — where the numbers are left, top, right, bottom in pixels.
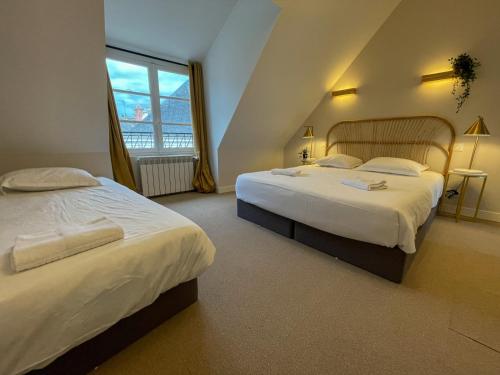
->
454, 143, 464, 152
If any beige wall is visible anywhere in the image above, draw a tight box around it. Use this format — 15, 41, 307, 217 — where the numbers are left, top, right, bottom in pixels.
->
216, 0, 401, 188
284, 0, 500, 221
203, 0, 280, 187
0, 0, 111, 177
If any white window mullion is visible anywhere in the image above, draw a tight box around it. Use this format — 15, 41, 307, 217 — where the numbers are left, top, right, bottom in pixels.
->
148, 63, 163, 153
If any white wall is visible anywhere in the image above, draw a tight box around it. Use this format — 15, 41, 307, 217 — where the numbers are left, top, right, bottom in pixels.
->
284, 0, 500, 221
216, 0, 401, 187
0, 0, 111, 177
203, 0, 280, 186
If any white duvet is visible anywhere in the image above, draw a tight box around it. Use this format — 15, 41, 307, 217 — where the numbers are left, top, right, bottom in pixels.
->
236, 165, 443, 253
0, 178, 215, 375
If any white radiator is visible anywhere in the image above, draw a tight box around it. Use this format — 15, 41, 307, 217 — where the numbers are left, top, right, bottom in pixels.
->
139, 156, 195, 197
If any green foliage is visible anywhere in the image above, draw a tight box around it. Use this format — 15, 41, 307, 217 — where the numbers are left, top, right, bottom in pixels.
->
449, 53, 480, 113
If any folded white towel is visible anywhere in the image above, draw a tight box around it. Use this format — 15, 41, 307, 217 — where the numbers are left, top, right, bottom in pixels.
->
341, 178, 387, 191
271, 168, 302, 177
10, 217, 124, 272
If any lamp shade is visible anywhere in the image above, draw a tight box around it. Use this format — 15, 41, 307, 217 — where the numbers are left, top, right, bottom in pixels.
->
464, 116, 490, 136
302, 126, 314, 139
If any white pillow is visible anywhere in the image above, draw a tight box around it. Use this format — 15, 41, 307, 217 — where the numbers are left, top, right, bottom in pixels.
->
315, 154, 363, 169
0, 167, 101, 192
357, 157, 429, 177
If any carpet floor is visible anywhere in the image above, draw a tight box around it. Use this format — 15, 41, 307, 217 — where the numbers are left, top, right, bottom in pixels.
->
94, 192, 500, 375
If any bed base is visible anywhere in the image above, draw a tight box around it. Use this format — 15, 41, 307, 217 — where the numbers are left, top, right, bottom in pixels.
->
236, 199, 294, 237
30, 278, 198, 375
237, 199, 437, 283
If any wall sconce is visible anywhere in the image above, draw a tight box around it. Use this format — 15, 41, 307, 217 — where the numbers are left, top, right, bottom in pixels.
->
331, 88, 357, 97
421, 70, 455, 83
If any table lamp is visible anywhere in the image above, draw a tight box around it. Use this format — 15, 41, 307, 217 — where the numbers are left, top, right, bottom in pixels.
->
302, 126, 314, 160
463, 116, 490, 172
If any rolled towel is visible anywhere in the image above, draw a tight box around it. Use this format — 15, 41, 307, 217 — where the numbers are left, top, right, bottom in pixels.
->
341, 177, 387, 191
271, 168, 302, 177
10, 217, 124, 272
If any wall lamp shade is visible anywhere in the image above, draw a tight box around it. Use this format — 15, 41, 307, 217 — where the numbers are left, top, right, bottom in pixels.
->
464, 116, 490, 169
302, 126, 314, 138
332, 88, 357, 97
464, 116, 490, 136
421, 70, 455, 83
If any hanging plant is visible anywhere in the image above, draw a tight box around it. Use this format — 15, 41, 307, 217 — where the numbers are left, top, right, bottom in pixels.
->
449, 53, 480, 113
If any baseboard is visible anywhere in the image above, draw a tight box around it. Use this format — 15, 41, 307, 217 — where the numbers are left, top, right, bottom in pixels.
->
440, 204, 500, 223
216, 185, 235, 194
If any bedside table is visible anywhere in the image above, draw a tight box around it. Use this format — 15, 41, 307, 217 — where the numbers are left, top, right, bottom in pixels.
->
441, 169, 488, 222
301, 158, 316, 165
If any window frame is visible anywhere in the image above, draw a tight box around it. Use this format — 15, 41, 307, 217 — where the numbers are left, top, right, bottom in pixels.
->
106, 48, 194, 157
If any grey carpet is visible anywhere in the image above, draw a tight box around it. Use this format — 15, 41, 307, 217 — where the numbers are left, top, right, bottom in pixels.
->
94, 192, 500, 375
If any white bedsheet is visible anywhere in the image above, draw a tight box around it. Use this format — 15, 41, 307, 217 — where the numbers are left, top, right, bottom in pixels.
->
0, 178, 215, 375
236, 166, 443, 254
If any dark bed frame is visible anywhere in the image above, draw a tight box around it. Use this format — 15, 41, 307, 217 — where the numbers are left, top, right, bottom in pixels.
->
30, 278, 198, 375
237, 199, 437, 283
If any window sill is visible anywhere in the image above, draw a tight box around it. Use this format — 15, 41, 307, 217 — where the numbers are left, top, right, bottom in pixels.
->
129, 150, 195, 158
132, 154, 196, 159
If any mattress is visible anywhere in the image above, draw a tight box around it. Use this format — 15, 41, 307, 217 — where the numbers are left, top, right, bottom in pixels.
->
236, 165, 443, 254
0, 178, 216, 375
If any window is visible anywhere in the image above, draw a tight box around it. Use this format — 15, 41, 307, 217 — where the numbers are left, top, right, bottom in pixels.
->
106, 50, 193, 155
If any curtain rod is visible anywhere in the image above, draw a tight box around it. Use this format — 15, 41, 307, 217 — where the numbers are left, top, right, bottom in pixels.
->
106, 45, 188, 67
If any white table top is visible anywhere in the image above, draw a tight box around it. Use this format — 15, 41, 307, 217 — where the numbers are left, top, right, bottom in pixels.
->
448, 169, 488, 177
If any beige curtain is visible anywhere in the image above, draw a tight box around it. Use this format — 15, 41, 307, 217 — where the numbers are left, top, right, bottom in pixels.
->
107, 72, 137, 191
189, 62, 216, 193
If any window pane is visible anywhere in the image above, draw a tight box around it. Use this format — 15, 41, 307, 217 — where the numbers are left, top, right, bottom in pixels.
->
159, 98, 191, 124
158, 71, 190, 98
106, 58, 150, 93
121, 123, 155, 149
162, 125, 193, 148
113, 92, 152, 122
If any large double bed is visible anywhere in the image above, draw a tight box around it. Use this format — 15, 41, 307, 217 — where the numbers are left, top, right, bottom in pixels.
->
236, 116, 455, 283
0, 178, 215, 374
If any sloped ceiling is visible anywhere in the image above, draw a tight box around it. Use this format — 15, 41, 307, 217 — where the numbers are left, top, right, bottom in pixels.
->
283, 0, 500, 217
216, 0, 402, 186
203, 0, 280, 183
104, 0, 237, 60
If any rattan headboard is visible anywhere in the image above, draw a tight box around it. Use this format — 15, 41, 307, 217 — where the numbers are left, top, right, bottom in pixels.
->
326, 116, 455, 175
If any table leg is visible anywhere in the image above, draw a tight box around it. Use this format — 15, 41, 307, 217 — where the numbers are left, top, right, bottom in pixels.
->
456, 176, 469, 222
473, 176, 487, 220
439, 172, 451, 214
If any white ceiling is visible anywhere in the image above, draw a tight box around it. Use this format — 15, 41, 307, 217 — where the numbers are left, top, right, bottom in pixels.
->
104, 0, 238, 61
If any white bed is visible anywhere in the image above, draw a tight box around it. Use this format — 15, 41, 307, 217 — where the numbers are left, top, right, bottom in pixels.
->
236, 165, 444, 254
0, 178, 215, 375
